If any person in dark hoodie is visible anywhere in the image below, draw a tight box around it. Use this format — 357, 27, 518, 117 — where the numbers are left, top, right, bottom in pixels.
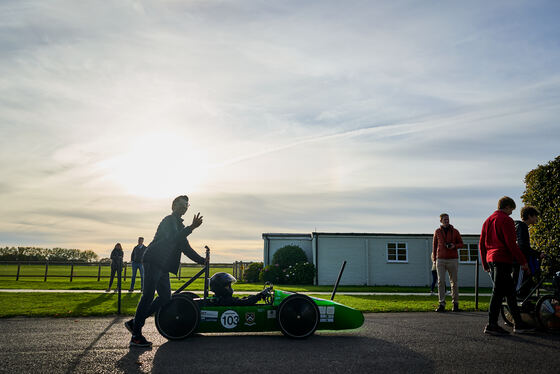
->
432, 213, 464, 312
513, 206, 543, 298
128, 237, 147, 292
106, 243, 124, 292
125, 195, 205, 347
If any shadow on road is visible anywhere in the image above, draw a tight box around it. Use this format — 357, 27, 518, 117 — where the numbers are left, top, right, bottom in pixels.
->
146, 333, 434, 373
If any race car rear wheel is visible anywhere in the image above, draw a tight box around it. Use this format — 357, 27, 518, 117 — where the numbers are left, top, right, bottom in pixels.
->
277, 294, 319, 339
155, 294, 200, 340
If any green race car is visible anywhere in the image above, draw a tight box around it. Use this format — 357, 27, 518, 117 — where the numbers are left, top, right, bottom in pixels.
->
154, 248, 364, 339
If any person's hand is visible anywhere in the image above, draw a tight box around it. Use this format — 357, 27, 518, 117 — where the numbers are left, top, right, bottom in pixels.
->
521, 263, 531, 275
483, 267, 490, 273
190, 213, 203, 230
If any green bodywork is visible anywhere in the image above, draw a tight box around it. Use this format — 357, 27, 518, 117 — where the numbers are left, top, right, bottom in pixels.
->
195, 289, 364, 333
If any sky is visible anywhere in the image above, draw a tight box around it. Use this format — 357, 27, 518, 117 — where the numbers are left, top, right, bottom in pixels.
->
1, 0, 559, 262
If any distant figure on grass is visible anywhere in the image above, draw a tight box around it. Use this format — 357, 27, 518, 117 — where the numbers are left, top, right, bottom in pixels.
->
479, 196, 534, 335
430, 253, 437, 295
432, 213, 463, 312
125, 195, 206, 348
106, 243, 123, 292
129, 237, 147, 292
513, 206, 544, 298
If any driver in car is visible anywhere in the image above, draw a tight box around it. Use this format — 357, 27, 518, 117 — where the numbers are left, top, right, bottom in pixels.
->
209, 272, 271, 306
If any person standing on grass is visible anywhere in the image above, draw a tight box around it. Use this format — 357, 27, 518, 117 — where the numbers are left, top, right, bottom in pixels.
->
433, 213, 464, 312
125, 195, 206, 348
479, 196, 534, 335
430, 253, 438, 295
128, 237, 146, 292
107, 243, 123, 292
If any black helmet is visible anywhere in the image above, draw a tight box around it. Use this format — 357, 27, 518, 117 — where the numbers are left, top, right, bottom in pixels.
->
210, 272, 236, 297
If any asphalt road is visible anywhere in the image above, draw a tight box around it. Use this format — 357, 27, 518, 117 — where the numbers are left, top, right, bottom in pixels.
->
1, 312, 559, 374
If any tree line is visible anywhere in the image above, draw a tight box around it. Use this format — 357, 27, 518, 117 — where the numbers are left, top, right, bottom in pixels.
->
0, 246, 99, 262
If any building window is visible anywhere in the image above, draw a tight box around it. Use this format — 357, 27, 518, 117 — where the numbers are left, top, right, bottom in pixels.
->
387, 242, 408, 263
459, 243, 479, 263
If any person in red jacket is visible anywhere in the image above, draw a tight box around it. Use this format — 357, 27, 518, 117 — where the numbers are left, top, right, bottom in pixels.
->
433, 213, 464, 312
479, 196, 534, 335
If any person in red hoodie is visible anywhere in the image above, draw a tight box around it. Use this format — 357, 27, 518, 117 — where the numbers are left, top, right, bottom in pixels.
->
433, 213, 464, 312
479, 196, 534, 335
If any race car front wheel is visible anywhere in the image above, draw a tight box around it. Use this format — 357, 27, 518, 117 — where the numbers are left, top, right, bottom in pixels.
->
155, 294, 200, 340
277, 294, 319, 339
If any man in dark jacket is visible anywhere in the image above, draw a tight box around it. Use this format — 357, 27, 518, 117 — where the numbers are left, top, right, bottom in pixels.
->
513, 206, 542, 297
128, 237, 147, 292
107, 243, 123, 292
479, 196, 533, 335
126, 195, 205, 347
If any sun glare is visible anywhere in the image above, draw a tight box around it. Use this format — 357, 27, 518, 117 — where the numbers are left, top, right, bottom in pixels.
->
98, 133, 209, 198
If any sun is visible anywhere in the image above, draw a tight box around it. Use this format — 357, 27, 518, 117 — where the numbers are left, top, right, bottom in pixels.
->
98, 132, 209, 198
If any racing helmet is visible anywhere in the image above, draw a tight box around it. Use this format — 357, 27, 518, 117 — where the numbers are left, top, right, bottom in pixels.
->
210, 272, 236, 297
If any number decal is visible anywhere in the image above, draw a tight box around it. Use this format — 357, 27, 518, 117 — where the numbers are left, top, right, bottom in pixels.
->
220, 310, 239, 329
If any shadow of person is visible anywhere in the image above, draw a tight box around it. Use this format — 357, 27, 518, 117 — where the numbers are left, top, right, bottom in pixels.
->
115, 346, 153, 373
151, 333, 434, 373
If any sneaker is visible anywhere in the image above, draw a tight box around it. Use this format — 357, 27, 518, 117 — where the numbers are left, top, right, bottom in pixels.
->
430, 291, 435, 296
484, 323, 510, 335
124, 319, 134, 334
128, 289, 133, 293
105, 289, 110, 292
452, 303, 462, 312
435, 304, 445, 313
445, 290, 451, 295
130, 335, 152, 348
513, 323, 536, 334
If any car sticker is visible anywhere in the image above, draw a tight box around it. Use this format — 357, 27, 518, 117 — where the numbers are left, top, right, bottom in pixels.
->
319, 306, 335, 322
220, 310, 239, 329
201, 310, 218, 322
244, 312, 256, 326
267, 310, 276, 319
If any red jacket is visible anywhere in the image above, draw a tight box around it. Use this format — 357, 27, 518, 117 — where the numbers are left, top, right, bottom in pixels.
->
479, 210, 527, 270
433, 225, 464, 259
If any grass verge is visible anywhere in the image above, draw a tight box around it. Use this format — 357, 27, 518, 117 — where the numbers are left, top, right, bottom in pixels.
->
0, 292, 490, 317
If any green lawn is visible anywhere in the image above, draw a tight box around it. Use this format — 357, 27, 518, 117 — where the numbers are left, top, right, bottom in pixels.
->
0, 292, 490, 317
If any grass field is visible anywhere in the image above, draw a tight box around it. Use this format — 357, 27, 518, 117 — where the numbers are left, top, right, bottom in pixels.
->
0, 292, 491, 317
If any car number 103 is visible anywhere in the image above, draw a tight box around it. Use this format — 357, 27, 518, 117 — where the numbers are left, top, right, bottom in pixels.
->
221, 310, 239, 329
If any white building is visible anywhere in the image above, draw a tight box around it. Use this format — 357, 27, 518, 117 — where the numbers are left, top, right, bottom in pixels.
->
262, 232, 491, 287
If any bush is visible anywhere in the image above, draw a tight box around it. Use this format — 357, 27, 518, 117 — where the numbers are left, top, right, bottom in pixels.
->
259, 264, 284, 284
284, 262, 316, 284
521, 155, 560, 275
243, 262, 263, 283
271, 245, 308, 269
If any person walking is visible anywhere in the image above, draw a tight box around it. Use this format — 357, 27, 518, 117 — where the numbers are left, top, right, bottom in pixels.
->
479, 196, 534, 335
125, 195, 206, 347
129, 237, 147, 292
433, 213, 464, 312
430, 253, 438, 295
514, 206, 543, 298
106, 243, 123, 292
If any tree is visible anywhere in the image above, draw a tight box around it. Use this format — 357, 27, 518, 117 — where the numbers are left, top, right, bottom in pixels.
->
521, 155, 560, 275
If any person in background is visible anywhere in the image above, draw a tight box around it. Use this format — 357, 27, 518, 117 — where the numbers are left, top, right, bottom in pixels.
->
106, 243, 123, 292
479, 196, 534, 335
433, 213, 464, 312
125, 195, 206, 348
514, 206, 543, 298
129, 237, 146, 292
430, 253, 438, 296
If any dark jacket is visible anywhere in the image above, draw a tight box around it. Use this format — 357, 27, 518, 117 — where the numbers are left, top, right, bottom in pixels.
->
131, 244, 147, 263
142, 214, 205, 274
515, 220, 540, 259
110, 247, 123, 270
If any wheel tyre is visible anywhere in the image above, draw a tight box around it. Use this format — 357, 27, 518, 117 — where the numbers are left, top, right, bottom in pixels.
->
536, 295, 560, 332
500, 304, 515, 327
277, 294, 319, 339
155, 294, 200, 340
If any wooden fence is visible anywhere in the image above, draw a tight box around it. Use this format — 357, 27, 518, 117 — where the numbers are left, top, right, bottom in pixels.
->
0, 261, 252, 282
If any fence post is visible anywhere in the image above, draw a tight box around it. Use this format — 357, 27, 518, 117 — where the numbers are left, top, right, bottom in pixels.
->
475, 256, 479, 311
70, 263, 74, 282
16, 263, 21, 281
123, 262, 127, 281
117, 265, 122, 315
44, 261, 49, 282
97, 263, 101, 281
